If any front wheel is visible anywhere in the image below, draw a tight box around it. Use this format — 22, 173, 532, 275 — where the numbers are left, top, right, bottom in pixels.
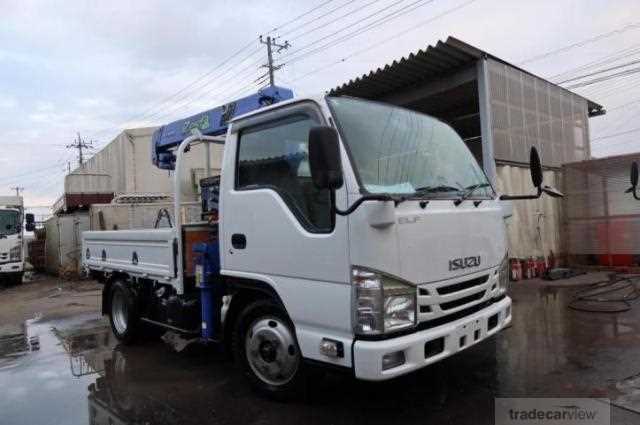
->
109, 281, 140, 344
233, 300, 304, 398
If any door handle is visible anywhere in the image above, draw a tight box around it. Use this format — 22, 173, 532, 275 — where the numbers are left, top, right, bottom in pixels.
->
231, 233, 247, 249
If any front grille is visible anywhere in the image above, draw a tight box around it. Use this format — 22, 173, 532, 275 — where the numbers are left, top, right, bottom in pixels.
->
417, 295, 506, 331
418, 269, 497, 324
436, 275, 489, 295
440, 290, 486, 310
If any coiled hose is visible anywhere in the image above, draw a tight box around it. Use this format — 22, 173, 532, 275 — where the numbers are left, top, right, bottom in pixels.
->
568, 274, 640, 313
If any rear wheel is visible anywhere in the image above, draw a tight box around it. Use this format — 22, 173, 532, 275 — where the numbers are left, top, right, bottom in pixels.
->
233, 299, 304, 398
109, 280, 140, 344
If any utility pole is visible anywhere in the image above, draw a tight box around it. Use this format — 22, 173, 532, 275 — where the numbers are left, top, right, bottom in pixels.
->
259, 35, 290, 86
10, 186, 24, 197
66, 133, 94, 168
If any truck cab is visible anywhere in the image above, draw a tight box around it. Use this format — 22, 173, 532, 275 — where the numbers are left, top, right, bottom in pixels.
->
83, 89, 559, 396
0, 196, 30, 285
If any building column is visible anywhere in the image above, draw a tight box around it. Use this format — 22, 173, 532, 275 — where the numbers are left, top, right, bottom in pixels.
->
477, 58, 498, 186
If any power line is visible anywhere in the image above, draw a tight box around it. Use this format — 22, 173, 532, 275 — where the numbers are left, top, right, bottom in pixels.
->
111, 40, 260, 127
519, 21, 640, 65
607, 97, 640, 112
123, 61, 264, 130
278, 0, 360, 39
0, 159, 70, 183
122, 52, 264, 129
565, 65, 640, 89
290, 0, 479, 83
592, 126, 640, 142
88, 45, 263, 139
281, 0, 385, 43
266, 0, 339, 34
548, 43, 640, 82
86, 0, 346, 141
282, 0, 437, 66
578, 72, 640, 100
281, 0, 431, 63
557, 58, 640, 85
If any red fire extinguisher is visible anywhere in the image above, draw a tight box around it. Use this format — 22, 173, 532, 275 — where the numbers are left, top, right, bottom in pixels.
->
510, 258, 521, 281
536, 257, 546, 276
530, 257, 537, 278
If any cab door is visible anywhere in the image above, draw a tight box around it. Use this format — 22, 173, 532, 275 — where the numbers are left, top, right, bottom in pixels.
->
220, 101, 350, 299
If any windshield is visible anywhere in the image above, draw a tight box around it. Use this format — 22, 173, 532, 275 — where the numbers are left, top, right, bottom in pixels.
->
0, 209, 20, 236
328, 97, 494, 198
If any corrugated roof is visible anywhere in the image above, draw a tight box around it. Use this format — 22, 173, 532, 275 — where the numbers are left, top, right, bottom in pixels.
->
330, 36, 604, 117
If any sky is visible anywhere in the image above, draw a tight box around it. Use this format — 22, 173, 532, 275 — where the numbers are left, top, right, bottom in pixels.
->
2, 0, 640, 211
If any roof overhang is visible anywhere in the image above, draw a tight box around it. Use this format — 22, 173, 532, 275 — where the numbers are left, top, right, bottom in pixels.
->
330, 36, 604, 117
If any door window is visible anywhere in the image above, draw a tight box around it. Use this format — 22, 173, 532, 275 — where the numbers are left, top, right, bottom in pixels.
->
236, 114, 332, 232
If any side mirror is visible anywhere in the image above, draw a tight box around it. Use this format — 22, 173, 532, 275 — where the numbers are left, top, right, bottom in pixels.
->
627, 161, 640, 200
500, 147, 563, 200
25, 213, 35, 232
529, 147, 543, 188
308, 126, 343, 190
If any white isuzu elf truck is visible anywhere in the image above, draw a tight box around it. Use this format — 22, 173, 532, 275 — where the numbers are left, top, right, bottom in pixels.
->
82, 85, 561, 396
0, 196, 34, 285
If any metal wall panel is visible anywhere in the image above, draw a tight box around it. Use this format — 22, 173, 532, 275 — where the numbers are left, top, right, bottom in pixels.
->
496, 165, 563, 259
63, 173, 112, 194
89, 202, 201, 231
488, 59, 589, 167
563, 154, 640, 260
44, 213, 89, 275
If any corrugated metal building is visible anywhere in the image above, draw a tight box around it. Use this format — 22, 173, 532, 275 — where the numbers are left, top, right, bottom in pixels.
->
80, 126, 224, 201
44, 212, 89, 277
563, 153, 640, 267
331, 36, 604, 260
52, 172, 114, 214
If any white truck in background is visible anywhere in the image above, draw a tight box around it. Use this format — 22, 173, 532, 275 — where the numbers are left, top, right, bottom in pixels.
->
0, 196, 35, 285
82, 87, 562, 397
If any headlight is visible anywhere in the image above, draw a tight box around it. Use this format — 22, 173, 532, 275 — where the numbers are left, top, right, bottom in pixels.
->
498, 254, 509, 295
9, 245, 21, 261
352, 266, 416, 335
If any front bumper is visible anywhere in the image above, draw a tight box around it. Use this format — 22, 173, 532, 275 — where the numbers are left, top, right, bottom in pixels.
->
0, 261, 23, 273
353, 296, 512, 380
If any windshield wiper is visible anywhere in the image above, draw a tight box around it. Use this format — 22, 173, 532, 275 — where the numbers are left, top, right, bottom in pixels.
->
454, 183, 493, 206
414, 185, 462, 195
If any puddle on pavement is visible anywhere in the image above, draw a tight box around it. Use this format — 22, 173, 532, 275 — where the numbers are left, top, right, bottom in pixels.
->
0, 283, 640, 425
612, 373, 640, 414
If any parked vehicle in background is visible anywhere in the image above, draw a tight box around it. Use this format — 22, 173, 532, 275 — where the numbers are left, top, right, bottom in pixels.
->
82, 87, 562, 397
0, 196, 35, 285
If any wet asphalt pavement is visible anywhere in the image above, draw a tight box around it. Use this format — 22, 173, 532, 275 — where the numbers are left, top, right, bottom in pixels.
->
2, 279, 640, 425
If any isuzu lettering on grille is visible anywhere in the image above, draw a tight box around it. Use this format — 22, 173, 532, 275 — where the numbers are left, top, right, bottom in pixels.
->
449, 256, 481, 271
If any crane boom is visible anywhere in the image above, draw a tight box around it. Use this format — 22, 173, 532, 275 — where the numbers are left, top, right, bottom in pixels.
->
151, 85, 294, 169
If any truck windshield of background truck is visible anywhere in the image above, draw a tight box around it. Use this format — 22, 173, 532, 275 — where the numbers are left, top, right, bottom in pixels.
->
328, 97, 494, 199
0, 209, 19, 236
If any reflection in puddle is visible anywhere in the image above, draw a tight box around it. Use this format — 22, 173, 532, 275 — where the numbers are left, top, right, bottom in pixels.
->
613, 373, 640, 414
0, 317, 41, 371
1, 283, 640, 425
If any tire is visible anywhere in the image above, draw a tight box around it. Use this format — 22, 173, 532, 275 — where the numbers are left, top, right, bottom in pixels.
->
232, 299, 304, 399
3, 273, 21, 286
108, 280, 140, 344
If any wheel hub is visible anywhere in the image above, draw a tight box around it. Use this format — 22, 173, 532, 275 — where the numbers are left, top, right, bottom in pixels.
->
245, 317, 299, 386
259, 341, 277, 362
